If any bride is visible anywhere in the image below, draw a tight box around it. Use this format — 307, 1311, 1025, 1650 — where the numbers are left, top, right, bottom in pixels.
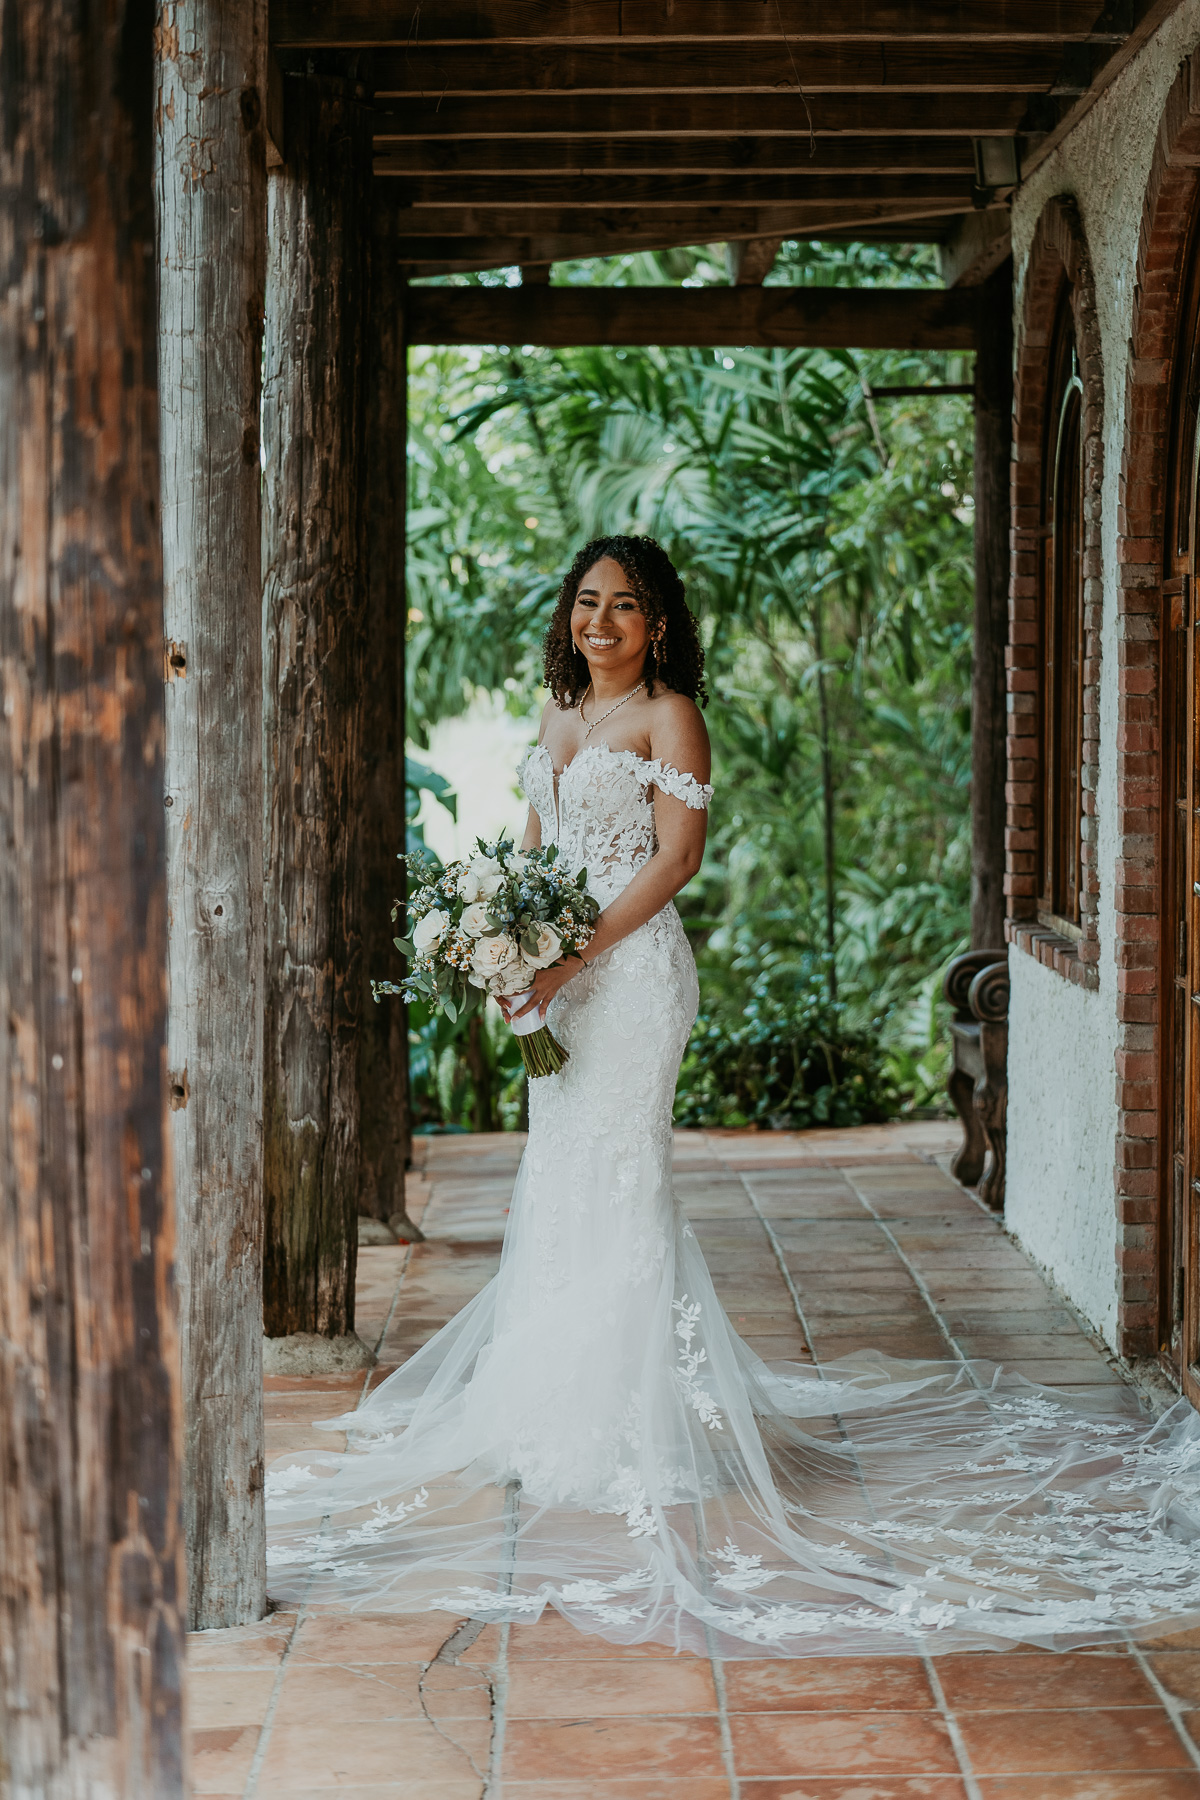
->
268, 533, 1200, 1655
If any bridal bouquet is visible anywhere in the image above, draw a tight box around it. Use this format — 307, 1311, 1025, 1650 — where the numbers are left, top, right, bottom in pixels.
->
373, 838, 600, 1078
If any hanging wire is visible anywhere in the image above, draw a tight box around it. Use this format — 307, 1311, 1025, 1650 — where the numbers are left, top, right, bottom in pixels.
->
772, 0, 817, 157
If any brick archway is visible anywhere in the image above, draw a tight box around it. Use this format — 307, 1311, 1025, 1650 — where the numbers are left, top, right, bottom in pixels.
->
1112, 52, 1200, 1361
1006, 194, 1104, 989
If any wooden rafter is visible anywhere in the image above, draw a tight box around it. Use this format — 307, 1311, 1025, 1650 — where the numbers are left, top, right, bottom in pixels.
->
398, 222, 953, 275
374, 135, 979, 175
381, 201, 973, 249
377, 173, 975, 207
403, 283, 980, 348
272, 1, 1126, 46
369, 93, 1048, 138
367, 44, 1076, 96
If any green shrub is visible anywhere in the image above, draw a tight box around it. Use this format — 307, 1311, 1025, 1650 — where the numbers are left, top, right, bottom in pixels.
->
673, 986, 902, 1131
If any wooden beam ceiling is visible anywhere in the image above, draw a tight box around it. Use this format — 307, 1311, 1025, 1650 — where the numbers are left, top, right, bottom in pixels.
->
369, 94, 1045, 140
271, 2, 1129, 46
373, 136, 979, 176
381, 174, 975, 209
267, 0, 1167, 275
404, 283, 981, 348
366, 44, 1075, 96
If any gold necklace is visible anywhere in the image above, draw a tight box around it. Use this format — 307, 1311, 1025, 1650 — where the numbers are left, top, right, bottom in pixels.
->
581, 680, 643, 739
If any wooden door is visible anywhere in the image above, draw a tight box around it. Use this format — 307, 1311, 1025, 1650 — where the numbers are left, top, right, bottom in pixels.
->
1161, 220, 1200, 1400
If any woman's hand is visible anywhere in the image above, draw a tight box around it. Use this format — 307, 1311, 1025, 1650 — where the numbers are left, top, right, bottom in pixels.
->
498, 955, 587, 1023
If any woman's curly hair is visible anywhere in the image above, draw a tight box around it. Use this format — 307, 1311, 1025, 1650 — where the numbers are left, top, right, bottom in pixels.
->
542, 534, 707, 709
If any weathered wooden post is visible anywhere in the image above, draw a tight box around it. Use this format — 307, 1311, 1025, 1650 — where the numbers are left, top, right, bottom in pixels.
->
0, 1, 187, 1791
261, 70, 373, 1354
156, 0, 269, 1630
359, 203, 421, 1240
971, 259, 1014, 951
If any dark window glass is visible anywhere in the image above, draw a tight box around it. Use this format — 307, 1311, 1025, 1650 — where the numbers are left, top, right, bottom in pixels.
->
1038, 288, 1086, 928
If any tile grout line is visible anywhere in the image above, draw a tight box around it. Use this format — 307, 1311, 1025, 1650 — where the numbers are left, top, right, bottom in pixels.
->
482, 1620, 510, 1800
356, 1232, 415, 1408
702, 1622, 741, 1800
920, 1649, 985, 1800
1126, 1639, 1200, 1771
241, 1587, 311, 1800
483, 1477, 522, 1799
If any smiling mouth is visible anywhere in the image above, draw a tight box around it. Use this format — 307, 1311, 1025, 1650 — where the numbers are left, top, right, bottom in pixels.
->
584, 634, 620, 647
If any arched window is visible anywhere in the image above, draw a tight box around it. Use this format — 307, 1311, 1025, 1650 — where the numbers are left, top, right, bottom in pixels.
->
1038, 287, 1086, 931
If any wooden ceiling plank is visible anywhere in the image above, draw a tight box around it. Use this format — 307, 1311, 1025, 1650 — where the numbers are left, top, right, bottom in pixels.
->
372, 134, 979, 175
367, 43, 1068, 95
370, 93, 1045, 136
403, 283, 980, 348
400, 218, 956, 272
379, 173, 974, 207
385, 201, 973, 238
271, 0, 1121, 46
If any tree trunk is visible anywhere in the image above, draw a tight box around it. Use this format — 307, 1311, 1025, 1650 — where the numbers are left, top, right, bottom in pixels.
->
465, 1015, 497, 1134
359, 206, 422, 1239
971, 259, 1014, 951
811, 605, 839, 1005
155, 0, 268, 1631
262, 72, 371, 1337
0, 2, 186, 1792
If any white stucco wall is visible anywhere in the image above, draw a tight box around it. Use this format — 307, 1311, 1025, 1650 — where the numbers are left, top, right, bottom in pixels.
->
1005, 2, 1200, 1346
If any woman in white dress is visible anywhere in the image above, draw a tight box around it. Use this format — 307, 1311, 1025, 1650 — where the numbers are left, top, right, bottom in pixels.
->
268, 535, 1200, 1656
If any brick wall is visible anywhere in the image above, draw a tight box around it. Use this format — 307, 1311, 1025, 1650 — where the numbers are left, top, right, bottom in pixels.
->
1006, 196, 1104, 991
1112, 54, 1200, 1358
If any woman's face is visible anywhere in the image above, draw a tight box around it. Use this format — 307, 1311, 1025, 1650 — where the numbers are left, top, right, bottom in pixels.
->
569, 557, 653, 684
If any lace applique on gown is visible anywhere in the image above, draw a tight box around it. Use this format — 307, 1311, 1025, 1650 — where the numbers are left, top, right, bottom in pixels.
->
266, 743, 1200, 1656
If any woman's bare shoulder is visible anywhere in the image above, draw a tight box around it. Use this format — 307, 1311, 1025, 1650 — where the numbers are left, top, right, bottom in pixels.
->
535, 695, 560, 744
648, 689, 710, 777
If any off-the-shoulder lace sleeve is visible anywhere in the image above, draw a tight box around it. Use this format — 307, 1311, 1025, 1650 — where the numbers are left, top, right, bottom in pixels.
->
645, 758, 714, 811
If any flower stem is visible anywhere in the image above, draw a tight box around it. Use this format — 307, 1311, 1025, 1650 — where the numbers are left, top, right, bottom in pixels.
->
518, 1026, 569, 1079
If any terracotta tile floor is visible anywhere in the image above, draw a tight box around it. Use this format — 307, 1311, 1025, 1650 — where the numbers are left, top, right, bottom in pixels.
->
189, 1124, 1200, 1799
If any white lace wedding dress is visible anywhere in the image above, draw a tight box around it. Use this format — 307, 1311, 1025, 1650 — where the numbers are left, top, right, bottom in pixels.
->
267, 743, 1200, 1655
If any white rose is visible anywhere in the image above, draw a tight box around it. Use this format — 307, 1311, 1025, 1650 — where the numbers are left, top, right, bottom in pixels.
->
522, 922, 563, 969
458, 856, 504, 903
411, 908, 450, 956
492, 957, 537, 997
469, 933, 520, 980
509, 852, 530, 873
459, 901, 493, 938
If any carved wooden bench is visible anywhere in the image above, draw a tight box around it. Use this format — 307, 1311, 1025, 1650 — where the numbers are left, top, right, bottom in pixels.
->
943, 949, 1009, 1213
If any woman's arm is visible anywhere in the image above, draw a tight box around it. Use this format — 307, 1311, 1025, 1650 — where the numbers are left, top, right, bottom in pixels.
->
520, 804, 542, 852
503, 698, 709, 1019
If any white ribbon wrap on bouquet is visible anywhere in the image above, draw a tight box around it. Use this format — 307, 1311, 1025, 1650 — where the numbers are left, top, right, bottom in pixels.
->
506, 989, 545, 1036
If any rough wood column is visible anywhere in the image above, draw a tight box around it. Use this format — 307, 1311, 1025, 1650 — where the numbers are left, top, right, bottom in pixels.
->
971, 258, 1014, 949
359, 206, 421, 1238
0, 2, 186, 1790
262, 72, 371, 1340
156, 0, 268, 1630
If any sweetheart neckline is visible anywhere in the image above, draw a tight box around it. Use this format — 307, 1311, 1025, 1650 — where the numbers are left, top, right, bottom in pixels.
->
525, 741, 694, 784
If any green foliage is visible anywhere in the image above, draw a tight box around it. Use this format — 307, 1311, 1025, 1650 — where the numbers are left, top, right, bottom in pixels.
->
404, 240, 975, 1128
674, 970, 901, 1131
